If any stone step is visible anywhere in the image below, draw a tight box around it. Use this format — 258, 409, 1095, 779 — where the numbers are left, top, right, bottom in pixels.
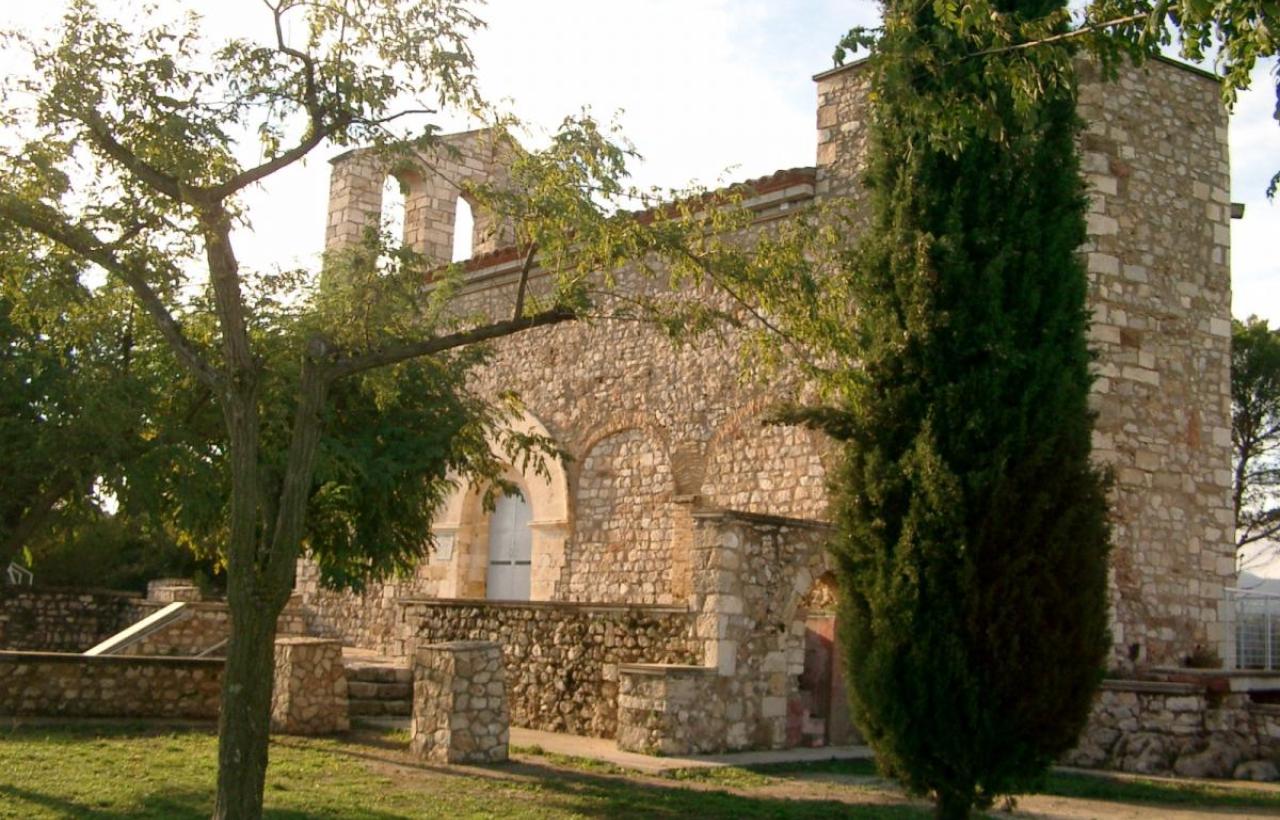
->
344, 662, 412, 685
347, 680, 413, 700
349, 698, 412, 717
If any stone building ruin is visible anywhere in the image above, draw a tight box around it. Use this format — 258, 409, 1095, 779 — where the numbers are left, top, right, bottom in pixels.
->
294, 55, 1241, 758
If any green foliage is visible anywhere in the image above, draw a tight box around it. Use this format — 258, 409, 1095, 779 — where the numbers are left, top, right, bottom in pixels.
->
1232, 316, 1280, 551
823, 2, 1114, 814
0, 220, 219, 564
24, 512, 218, 592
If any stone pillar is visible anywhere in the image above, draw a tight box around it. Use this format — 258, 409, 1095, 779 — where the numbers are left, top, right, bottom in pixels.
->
411, 641, 509, 764
271, 637, 349, 735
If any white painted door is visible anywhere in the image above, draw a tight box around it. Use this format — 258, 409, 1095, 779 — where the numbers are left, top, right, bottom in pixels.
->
486, 492, 532, 600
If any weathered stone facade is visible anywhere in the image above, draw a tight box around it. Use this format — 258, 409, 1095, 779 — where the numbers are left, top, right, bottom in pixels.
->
295, 54, 1237, 757
0, 650, 222, 719
411, 641, 509, 764
397, 599, 698, 738
271, 637, 349, 735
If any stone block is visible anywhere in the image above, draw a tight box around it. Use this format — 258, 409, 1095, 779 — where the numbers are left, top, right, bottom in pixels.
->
271, 638, 349, 735
411, 641, 509, 764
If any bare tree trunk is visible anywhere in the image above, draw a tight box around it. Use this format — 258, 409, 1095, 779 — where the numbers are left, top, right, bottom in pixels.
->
212, 353, 329, 820
213, 586, 284, 820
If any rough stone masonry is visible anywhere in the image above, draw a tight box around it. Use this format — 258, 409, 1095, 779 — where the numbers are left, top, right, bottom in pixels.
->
296, 54, 1236, 755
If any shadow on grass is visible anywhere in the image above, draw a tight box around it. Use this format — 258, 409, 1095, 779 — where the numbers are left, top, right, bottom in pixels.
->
491, 768, 929, 819
308, 738, 929, 819
0, 784, 208, 820
0, 782, 419, 820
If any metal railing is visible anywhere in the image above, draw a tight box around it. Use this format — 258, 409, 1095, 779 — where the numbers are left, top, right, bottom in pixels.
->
1229, 586, 1280, 670
4, 561, 33, 586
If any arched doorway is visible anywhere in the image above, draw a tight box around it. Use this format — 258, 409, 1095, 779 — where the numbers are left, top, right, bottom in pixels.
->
788, 572, 858, 747
486, 491, 532, 601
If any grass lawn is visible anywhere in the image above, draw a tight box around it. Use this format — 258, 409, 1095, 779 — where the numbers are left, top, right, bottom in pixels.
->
2, 723, 1279, 818
0, 723, 920, 819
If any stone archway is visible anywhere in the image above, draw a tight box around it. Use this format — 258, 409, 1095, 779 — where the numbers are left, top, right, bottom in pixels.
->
429, 411, 569, 601
785, 570, 858, 747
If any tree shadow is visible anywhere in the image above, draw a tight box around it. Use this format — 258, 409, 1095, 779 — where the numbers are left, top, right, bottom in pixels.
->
304, 739, 930, 819
0, 782, 414, 820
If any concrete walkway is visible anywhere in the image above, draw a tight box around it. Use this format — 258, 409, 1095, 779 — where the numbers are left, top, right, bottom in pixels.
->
509, 726, 872, 775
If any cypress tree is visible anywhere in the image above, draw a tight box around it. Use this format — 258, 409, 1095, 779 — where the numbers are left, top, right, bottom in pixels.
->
828, 1, 1112, 816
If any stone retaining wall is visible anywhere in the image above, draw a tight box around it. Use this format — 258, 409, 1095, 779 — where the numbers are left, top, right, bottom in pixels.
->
0, 650, 223, 719
113, 601, 308, 658
397, 599, 700, 738
1068, 676, 1280, 779
0, 586, 146, 652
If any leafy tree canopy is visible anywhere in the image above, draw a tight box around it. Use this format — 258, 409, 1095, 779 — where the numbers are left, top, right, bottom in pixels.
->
1233, 316, 1280, 556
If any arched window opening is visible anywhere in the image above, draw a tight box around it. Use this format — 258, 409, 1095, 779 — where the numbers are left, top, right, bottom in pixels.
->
451, 197, 474, 262
380, 175, 406, 247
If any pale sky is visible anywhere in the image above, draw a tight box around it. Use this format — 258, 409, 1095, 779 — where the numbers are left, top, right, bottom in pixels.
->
0, 0, 1276, 324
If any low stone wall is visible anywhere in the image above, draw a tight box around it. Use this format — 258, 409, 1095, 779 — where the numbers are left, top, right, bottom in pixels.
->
0, 650, 222, 719
1068, 676, 1280, 779
397, 599, 700, 738
617, 663, 720, 754
0, 586, 146, 652
114, 601, 308, 658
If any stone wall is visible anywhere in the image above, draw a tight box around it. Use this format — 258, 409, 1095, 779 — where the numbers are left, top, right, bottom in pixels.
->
306, 55, 1235, 670
567, 428, 676, 604
0, 650, 222, 719
294, 564, 426, 655
116, 603, 232, 657
0, 586, 145, 652
397, 599, 700, 738
110, 601, 307, 658
617, 663, 720, 755
1069, 676, 1280, 779
618, 510, 836, 754
146, 578, 203, 602
813, 56, 1235, 667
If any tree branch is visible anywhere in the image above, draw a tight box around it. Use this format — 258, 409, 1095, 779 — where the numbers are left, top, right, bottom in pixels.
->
963, 14, 1149, 60
77, 108, 185, 201
513, 242, 537, 321
330, 305, 577, 380
0, 194, 221, 388
206, 0, 336, 200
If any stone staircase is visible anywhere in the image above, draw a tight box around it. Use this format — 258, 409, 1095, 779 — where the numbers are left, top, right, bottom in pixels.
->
345, 656, 413, 718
